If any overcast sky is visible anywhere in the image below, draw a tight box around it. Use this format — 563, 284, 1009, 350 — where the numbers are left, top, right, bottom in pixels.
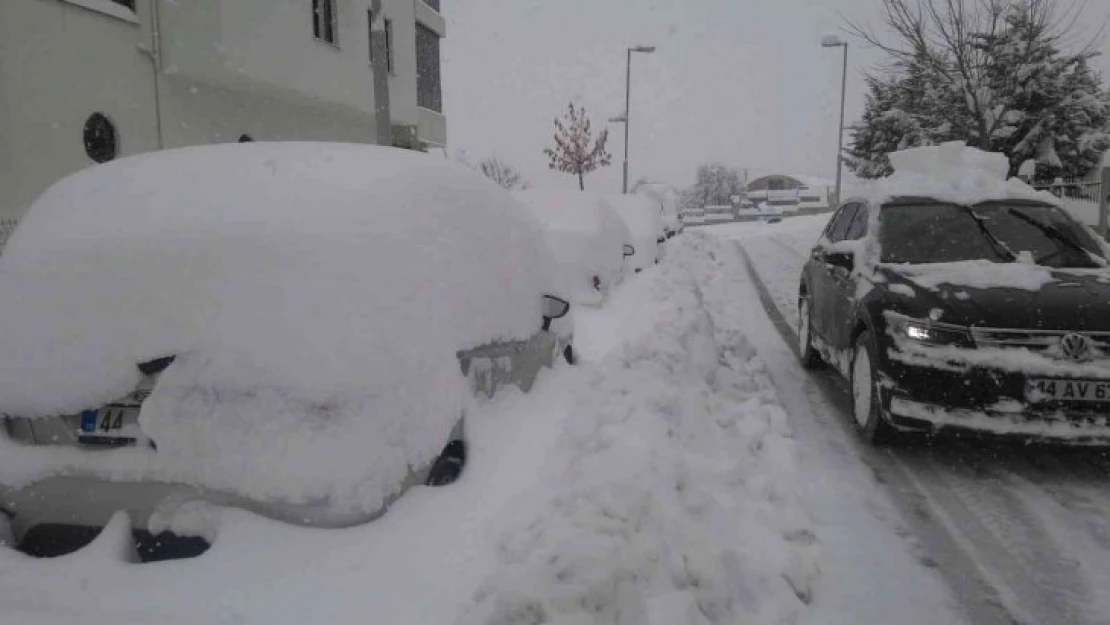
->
442, 0, 1110, 192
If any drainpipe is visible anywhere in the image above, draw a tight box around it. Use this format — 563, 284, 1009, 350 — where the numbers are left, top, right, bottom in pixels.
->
369, 0, 392, 145
138, 0, 166, 149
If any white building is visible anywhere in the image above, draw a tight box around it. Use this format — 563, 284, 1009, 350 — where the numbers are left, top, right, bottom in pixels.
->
0, 0, 447, 220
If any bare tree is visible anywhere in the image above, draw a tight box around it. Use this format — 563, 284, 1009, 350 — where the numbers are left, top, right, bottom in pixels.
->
543, 102, 612, 190
477, 155, 526, 190
847, 0, 1097, 150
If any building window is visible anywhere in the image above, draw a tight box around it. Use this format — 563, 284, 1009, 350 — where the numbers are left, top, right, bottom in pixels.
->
384, 19, 394, 73
312, 0, 337, 45
416, 23, 442, 112
423, 0, 440, 11
83, 113, 118, 163
110, 0, 136, 10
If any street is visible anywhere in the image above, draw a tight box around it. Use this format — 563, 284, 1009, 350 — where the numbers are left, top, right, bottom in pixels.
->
718, 216, 1110, 625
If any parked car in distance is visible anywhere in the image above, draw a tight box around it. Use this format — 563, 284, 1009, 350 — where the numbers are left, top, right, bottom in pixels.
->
514, 190, 635, 306
798, 143, 1110, 445
605, 195, 663, 273
0, 143, 574, 560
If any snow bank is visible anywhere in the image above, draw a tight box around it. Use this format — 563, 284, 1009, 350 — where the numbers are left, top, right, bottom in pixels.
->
514, 190, 632, 305
605, 194, 663, 272
862, 141, 1061, 208
0, 143, 555, 515
458, 233, 820, 625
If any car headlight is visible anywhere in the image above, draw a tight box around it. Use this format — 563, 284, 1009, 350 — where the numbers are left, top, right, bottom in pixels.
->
887, 314, 973, 347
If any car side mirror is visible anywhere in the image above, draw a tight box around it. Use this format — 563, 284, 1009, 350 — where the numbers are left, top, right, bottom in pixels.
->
825, 251, 854, 272
541, 294, 570, 331
623, 244, 635, 257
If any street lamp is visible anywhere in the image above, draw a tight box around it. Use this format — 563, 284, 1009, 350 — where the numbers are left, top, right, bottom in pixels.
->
619, 45, 656, 194
821, 35, 848, 207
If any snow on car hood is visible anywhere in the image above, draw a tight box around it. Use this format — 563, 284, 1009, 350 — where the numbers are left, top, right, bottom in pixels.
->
889, 260, 1057, 291
878, 264, 1110, 331
0, 143, 555, 513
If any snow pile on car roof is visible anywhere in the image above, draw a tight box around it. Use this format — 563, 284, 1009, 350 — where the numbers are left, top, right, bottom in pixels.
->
867, 141, 1060, 206
459, 232, 821, 625
605, 194, 662, 271
514, 190, 630, 305
0, 143, 554, 514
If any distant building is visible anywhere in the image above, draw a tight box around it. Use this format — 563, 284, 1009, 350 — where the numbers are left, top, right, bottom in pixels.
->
0, 0, 447, 219
744, 173, 834, 214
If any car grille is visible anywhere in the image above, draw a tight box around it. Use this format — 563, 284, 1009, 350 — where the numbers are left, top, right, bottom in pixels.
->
970, 327, 1110, 355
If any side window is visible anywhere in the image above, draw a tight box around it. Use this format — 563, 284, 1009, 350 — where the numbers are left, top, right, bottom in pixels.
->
822, 206, 847, 239
826, 204, 860, 242
844, 203, 869, 240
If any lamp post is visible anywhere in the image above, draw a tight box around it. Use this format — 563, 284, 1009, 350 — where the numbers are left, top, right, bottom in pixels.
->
619, 45, 656, 194
821, 35, 848, 207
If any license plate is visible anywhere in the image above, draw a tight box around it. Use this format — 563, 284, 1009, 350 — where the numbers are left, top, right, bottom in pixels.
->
79, 404, 140, 441
1027, 379, 1110, 403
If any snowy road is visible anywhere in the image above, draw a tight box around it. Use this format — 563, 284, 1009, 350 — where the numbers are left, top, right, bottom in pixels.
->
707, 217, 1110, 625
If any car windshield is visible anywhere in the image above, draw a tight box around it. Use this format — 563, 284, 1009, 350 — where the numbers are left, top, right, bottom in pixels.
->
879, 202, 1106, 268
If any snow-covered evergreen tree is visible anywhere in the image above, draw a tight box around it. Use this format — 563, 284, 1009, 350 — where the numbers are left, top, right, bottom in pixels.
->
847, 0, 1110, 180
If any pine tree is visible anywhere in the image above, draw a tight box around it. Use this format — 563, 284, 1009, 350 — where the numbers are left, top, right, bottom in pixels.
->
847, 0, 1110, 180
543, 102, 612, 190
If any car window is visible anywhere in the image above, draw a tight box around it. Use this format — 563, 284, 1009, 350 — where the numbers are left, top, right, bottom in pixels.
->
879, 202, 1104, 267
822, 206, 848, 239
844, 203, 869, 240
826, 203, 860, 243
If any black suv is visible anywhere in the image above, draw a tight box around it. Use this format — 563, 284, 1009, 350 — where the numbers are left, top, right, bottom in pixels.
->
798, 196, 1110, 444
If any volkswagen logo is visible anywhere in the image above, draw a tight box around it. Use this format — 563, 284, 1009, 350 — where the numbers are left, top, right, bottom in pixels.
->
1060, 333, 1093, 362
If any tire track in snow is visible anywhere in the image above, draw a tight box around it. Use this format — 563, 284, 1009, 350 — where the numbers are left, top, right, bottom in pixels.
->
735, 238, 1110, 625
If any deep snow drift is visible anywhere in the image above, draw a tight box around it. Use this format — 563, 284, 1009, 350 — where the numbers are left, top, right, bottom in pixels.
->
459, 234, 821, 625
0, 234, 823, 625
0, 143, 557, 516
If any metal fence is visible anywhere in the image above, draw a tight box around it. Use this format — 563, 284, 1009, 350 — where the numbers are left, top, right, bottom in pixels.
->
1033, 176, 1107, 235
1033, 178, 1102, 204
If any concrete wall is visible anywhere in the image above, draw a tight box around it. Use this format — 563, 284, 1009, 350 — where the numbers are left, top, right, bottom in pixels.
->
0, 0, 446, 220
0, 0, 159, 219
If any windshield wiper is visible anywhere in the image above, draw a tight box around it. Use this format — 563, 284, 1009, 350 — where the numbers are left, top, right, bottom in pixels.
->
958, 206, 1016, 262
1007, 208, 1104, 268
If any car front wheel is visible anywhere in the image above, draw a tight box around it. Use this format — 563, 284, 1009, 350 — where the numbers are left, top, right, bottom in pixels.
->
797, 296, 822, 369
851, 330, 894, 444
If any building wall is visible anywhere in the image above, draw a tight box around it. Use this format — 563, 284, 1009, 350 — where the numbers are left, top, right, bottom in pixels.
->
0, 0, 159, 219
0, 0, 446, 220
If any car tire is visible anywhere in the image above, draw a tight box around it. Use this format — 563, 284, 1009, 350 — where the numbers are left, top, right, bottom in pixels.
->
797, 295, 822, 369
426, 439, 467, 486
851, 330, 895, 444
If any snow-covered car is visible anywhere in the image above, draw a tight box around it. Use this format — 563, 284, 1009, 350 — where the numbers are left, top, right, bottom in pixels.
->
797, 142, 1110, 444
0, 143, 574, 559
605, 195, 662, 273
513, 190, 635, 306
633, 183, 681, 239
